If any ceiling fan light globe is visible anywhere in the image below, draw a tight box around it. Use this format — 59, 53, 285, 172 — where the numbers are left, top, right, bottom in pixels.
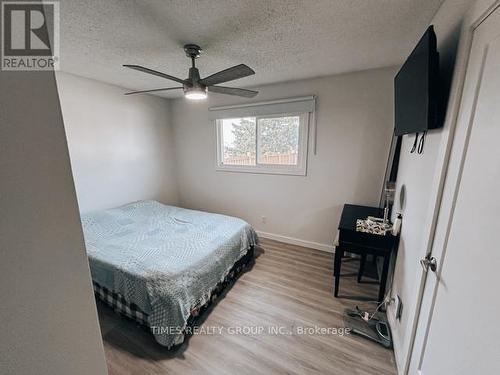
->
184, 87, 207, 100
185, 91, 207, 100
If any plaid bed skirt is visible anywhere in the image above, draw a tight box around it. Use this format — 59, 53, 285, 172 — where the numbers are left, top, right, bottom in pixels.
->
93, 247, 254, 344
93, 281, 149, 326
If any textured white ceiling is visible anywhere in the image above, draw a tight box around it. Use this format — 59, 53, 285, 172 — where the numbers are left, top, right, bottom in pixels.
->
59, 0, 444, 98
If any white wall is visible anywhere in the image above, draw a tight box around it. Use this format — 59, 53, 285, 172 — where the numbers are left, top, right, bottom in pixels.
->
56, 72, 179, 213
387, 0, 473, 370
0, 69, 107, 373
171, 67, 397, 250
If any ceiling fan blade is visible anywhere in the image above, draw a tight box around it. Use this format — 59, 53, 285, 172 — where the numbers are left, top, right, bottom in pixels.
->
208, 86, 258, 98
200, 64, 255, 86
123, 64, 186, 84
124, 87, 183, 95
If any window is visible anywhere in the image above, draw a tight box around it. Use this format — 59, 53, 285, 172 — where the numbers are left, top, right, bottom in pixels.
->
216, 112, 309, 175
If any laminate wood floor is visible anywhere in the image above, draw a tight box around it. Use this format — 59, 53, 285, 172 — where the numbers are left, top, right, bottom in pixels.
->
97, 238, 397, 375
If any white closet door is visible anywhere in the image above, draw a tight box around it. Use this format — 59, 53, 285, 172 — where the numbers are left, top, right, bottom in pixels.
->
415, 5, 500, 375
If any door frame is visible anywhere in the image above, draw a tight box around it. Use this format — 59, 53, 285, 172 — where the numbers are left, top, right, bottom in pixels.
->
403, 0, 500, 373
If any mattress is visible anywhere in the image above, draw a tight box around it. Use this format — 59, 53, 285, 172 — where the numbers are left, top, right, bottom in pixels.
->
81, 200, 258, 347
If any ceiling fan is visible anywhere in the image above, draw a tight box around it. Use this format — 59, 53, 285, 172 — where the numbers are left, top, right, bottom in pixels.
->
123, 44, 258, 100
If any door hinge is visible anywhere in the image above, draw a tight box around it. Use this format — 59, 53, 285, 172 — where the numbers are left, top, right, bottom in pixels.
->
420, 255, 437, 272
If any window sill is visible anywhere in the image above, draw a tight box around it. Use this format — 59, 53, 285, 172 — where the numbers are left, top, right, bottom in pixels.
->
215, 165, 307, 176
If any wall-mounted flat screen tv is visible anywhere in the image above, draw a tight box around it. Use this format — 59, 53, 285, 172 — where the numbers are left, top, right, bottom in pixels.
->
394, 26, 441, 136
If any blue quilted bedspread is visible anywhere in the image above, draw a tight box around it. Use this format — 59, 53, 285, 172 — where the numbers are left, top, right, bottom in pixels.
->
81, 200, 258, 347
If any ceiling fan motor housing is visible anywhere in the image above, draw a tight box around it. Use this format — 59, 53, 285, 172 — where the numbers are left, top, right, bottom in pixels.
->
184, 66, 206, 93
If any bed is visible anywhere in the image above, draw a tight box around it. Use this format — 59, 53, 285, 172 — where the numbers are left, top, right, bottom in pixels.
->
81, 200, 258, 348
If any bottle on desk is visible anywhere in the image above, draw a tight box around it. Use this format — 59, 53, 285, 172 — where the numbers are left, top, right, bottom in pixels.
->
392, 214, 402, 236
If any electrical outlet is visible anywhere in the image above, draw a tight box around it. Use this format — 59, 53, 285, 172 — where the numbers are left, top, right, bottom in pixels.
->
395, 295, 403, 321
261, 216, 267, 224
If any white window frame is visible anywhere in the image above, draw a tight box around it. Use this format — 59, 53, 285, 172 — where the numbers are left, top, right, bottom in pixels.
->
215, 112, 309, 176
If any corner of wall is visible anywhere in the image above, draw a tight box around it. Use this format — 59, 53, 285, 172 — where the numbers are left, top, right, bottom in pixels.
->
165, 97, 184, 207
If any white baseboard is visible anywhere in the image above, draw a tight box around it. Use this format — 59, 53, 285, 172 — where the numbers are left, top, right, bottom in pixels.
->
256, 231, 334, 253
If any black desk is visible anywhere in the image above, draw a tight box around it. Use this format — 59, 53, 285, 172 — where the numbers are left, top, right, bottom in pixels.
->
334, 204, 398, 302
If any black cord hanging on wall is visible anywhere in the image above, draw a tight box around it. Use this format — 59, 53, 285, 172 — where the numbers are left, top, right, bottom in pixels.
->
410, 132, 427, 154
410, 133, 419, 153
417, 131, 426, 154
